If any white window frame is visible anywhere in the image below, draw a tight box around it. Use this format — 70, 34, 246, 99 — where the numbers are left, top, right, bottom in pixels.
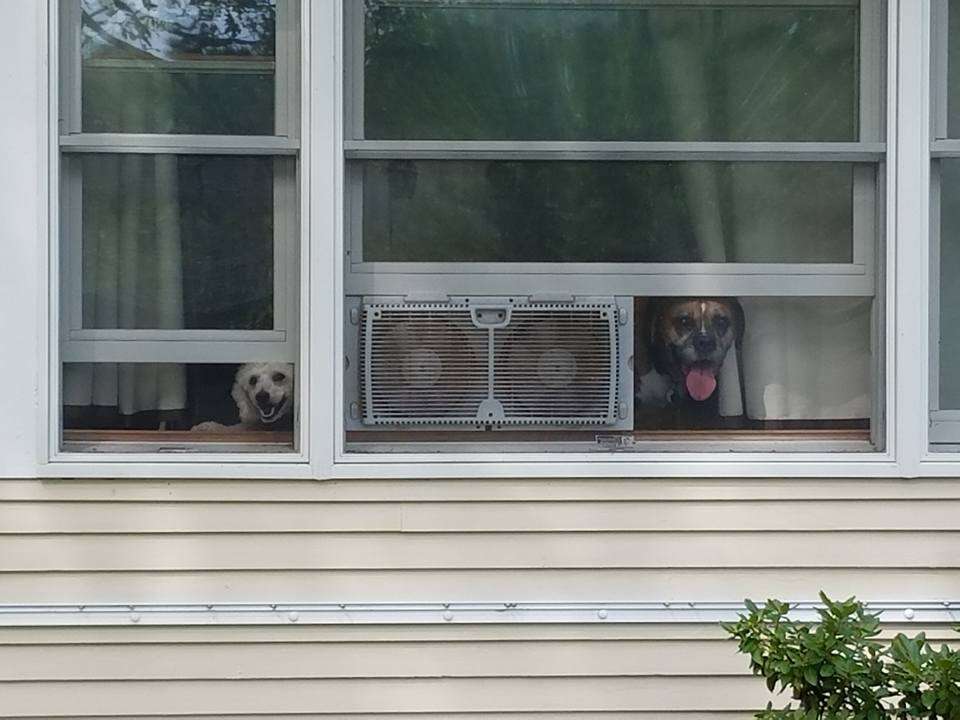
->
32, 0, 944, 479
38, 0, 319, 477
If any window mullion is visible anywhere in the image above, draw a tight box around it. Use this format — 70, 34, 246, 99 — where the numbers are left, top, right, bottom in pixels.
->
893, 0, 929, 472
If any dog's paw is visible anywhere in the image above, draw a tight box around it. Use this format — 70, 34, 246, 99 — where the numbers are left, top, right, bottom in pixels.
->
191, 421, 228, 432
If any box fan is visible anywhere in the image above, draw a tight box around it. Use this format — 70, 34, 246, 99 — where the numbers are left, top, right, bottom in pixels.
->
345, 296, 633, 431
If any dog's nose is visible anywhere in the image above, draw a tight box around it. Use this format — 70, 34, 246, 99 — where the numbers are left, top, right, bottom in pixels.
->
255, 390, 272, 408
693, 333, 716, 355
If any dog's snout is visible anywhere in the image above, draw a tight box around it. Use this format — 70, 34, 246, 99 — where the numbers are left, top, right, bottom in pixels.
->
693, 333, 717, 355
255, 390, 271, 408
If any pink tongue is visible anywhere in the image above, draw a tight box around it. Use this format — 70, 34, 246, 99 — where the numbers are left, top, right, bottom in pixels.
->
685, 367, 718, 402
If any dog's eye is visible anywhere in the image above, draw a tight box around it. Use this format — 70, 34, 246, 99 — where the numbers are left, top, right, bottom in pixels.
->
248, 376, 258, 387
272, 372, 286, 383
677, 315, 694, 330
714, 316, 731, 333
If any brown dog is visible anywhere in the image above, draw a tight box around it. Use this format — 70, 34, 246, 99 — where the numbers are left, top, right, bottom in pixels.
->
636, 298, 744, 408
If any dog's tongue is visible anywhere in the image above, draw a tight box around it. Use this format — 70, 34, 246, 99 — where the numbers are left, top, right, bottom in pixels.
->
685, 367, 717, 402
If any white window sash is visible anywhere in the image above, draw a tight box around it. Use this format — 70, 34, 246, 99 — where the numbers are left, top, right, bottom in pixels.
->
325, 0, 915, 478
42, 0, 310, 472
56, 1, 301, 364
925, 0, 960, 450
342, 0, 885, 297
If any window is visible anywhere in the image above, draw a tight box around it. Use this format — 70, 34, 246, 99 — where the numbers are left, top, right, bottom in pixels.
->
342, 0, 887, 454
930, 0, 960, 450
56, 0, 301, 454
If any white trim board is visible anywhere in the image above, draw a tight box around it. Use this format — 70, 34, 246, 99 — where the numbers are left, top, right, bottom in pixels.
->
0, 601, 955, 628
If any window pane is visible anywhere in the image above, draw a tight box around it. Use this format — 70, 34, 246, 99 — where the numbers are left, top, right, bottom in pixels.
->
356, 160, 854, 264
77, 154, 276, 330
80, 0, 277, 134
939, 162, 960, 408
949, 0, 960, 137
363, 2, 858, 141
62, 362, 296, 451
934, 162, 960, 447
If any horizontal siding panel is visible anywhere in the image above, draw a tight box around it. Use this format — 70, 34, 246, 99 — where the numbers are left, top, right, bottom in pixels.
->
5, 499, 960, 533
402, 499, 960, 532
0, 639, 745, 681
0, 676, 774, 716
1, 623, 954, 645
0, 502, 403, 534
0, 624, 738, 644
2, 532, 959, 571
3, 569, 960, 604
5, 478, 960, 502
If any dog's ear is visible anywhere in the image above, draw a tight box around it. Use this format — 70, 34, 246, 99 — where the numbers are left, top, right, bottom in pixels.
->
232, 376, 258, 425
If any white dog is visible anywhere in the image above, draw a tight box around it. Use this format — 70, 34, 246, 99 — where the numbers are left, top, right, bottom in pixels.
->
191, 362, 294, 431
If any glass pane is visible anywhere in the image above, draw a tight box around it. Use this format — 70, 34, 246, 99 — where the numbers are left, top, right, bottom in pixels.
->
62, 362, 296, 451
363, 2, 858, 141
356, 161, 854, 264
78, 154, 276, 330
80, 0, 277, 134
940, 161, 960, 409
949, 0, 960, 137
344, 296, 874, 452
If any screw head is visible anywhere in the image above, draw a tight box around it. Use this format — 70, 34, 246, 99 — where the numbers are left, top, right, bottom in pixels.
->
442, 610, 454, 621
903, 608, 916, 620
288, 611, 300, 623
597, 609, 608, 620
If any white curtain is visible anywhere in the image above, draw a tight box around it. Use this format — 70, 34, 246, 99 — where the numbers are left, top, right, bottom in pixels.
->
739, 298, 871, 420
64, 81, 187, 417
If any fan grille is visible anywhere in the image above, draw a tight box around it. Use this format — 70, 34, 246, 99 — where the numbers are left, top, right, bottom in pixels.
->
362, 303, 619, 426
494, 308, 615, 422
364, 308, 489, 423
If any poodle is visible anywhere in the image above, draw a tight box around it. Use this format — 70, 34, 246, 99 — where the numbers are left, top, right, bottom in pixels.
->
191, 362, 294, 431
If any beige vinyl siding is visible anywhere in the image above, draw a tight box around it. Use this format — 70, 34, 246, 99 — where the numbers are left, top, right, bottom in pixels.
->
1, 477, 959, 717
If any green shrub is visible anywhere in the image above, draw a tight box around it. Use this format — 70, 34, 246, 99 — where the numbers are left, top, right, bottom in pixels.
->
889, 633, 960, 719
723, 593, 960, 720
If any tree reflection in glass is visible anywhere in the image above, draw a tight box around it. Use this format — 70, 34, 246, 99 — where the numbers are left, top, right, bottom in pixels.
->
80, 0, 277, 135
